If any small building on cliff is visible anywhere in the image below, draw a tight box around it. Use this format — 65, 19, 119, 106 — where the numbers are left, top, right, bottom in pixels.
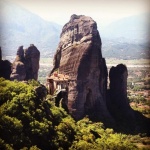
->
48, 14, 113, 122
47, 72, 70, 95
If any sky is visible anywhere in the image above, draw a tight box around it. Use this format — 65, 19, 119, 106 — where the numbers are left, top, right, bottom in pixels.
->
8, 0, 150, 27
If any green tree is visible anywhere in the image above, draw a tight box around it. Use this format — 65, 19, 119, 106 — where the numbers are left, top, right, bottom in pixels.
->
0, 78, 138, 150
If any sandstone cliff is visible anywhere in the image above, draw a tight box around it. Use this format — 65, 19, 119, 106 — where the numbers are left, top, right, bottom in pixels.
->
24, 44, 40, 80
10, 44, 40, 81
50, 15, 114, 123
10, 46, 26, 81
107, 64, 150, 132
49, 15, 150, 132
107, 64, 135, 122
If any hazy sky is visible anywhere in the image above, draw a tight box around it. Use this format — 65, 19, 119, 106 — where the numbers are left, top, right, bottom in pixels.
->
9, 0, 150, 26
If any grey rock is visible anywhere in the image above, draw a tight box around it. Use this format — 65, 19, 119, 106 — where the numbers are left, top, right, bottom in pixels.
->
50, 14, 114, 124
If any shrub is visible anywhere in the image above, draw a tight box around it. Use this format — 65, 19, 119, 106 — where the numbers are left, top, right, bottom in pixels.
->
0, 78, 138, 150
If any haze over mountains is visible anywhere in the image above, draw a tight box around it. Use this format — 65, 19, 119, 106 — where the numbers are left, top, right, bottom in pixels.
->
0, 0, 149, 59
0, 0, 61, 57
101, 14, 150, 59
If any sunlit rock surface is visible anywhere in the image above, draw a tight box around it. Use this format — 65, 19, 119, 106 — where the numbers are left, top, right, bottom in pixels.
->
50, 14, 114, 123
10, 44, 40, 81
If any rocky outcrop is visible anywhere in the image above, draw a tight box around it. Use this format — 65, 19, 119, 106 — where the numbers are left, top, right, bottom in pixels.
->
10, 44, 40, 81
24, 44, 40, 80
107, 64, 150, 133
107, 64, 135, 122
10, 46, 26, 81
49, 14, 150, 133
0, 47, 12, 79
50, 14, 114, 123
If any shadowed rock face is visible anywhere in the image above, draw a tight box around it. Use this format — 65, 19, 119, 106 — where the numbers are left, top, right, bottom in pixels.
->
10, 44, 40, 81
24, 44, 40, 80
10, 46, 26, 81
51, 14, 114, 123
107, 64, 150, 133
107, 64, 135, 122
49, 14, 150, 133
0, 47, 12, 80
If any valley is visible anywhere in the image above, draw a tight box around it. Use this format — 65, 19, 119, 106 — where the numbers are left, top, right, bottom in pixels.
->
0, 1, 149, 148
39, 57, 150, 149
5, 55, 150, 119
39, 58, 150, 119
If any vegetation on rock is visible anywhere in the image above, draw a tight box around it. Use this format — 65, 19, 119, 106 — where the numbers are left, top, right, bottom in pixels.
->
0, 78, 140, 150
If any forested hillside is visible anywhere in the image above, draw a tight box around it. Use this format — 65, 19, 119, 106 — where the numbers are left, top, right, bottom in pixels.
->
0, 78, 140, 150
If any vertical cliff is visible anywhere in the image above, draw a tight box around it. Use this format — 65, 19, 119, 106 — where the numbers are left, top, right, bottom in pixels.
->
10, 46, 26, 81
50, 15, 114, 123
24, 44, 40, 80
10, 44, 40, 81
107, 64, 135, 122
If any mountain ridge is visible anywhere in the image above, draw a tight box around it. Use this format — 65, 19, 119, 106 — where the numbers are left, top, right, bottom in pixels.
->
0, 0, 62, 56
0, 0, 149, 59
100, 13, 150, 59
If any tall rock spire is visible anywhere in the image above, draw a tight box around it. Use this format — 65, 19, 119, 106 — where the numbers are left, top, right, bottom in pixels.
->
50, 14, 114, 123
107, 64, 135, 122
10, 44, 40, 81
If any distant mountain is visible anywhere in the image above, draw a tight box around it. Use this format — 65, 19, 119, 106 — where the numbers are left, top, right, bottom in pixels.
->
0, 0, 62, 57
101, 38, 150, 59
0, 0, 149, 59
100, 14, 150, 59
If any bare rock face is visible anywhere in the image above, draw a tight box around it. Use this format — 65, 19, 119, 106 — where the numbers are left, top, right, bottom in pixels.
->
10, 46, 26, 81
24, 44, 40, 80
51, 14, 114, 123
10, 44, 40, 81
107, 64, 135, 122
0, 47, 12, 79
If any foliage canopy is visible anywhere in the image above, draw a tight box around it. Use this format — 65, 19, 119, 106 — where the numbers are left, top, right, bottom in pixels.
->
0, 78, 137, 149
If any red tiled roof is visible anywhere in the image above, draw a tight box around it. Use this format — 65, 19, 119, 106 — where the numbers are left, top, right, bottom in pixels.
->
47, 72, 69, 81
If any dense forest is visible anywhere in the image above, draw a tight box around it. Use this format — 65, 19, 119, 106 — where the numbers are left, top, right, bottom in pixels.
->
0, 78, 144, 150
